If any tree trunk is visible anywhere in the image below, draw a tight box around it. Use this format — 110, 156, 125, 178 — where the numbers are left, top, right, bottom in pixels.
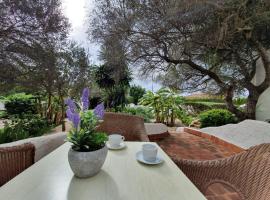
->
60, 95, 66, 132
155, 110, 160, 123
37, 96, 43, 117
53, 112, 58, 124
170, 110, 175, 126
245, 97, 257, 119
47, 93, 52, 122
245, 90, 260, 119
225, 85, 260, 121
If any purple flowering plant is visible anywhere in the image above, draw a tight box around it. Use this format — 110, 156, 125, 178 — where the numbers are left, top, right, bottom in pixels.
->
66, 88, 108, 152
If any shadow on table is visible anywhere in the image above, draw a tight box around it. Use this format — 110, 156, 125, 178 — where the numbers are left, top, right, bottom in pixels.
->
67, 170, 120, 200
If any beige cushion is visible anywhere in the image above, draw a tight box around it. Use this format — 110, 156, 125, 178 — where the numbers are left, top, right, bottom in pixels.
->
144, 123, 168, 135
0, 132, 67, 162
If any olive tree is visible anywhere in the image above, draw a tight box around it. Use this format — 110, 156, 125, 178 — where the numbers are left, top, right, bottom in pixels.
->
89, 0, 270, 120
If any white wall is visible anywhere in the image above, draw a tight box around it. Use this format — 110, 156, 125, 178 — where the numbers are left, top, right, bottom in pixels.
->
253, 54, 270, 121
0, 102, 5, 110
256, 88, 270, 121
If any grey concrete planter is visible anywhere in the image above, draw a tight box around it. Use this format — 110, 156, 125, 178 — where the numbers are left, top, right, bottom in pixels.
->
68, 145, 108, 178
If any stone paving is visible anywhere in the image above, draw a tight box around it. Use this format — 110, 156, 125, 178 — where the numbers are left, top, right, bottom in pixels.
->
155, 131, 239, 161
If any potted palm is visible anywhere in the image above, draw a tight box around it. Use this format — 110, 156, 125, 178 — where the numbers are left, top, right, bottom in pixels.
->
65, 88, 108, 178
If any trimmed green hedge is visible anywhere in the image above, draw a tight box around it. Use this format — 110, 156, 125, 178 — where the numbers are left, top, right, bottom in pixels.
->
184, 101, 227, 114
5, 93, 37, 116
199, 109, 236, 128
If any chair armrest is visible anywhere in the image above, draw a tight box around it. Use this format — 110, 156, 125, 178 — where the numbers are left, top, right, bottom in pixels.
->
174, 147, 270, 199
174, 158, 224, 192
139, 133, 150, 142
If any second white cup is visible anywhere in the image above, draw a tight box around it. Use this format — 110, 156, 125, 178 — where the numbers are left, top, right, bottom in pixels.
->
142, 144, 158, 162
108, 134, 125, 147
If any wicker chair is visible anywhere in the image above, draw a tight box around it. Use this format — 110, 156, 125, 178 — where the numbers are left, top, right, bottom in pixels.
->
174, 144, 270, 200
96, 112, 149, 142
0, 143, 35, 186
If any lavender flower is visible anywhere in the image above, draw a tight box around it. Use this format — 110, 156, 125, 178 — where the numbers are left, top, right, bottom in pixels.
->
65, 98, 76, 113
66, 109, 73, 121
72, 112, 80, 130
66, 109, 80, 130
94, 103, 105, 119
81, 88, 90, 111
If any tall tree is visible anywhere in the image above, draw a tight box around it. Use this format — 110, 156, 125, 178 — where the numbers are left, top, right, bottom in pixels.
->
94, 34, 132, 109
0, 0, 69, 93
54, 42, 93, 129
130, 85, 146, 105
89, 0, 270, 120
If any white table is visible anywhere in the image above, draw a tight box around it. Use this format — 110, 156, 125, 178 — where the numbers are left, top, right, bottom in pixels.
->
0, 142, 206, 200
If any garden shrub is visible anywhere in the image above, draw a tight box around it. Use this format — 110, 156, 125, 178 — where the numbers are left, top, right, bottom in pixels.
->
0, 114, 52, 144
0, 126, 29, 144
89, 97, 102, 109
0, 111, 8, 119
5, 93, 37, 115
175, 109, 194, 126
129, 85, 146, 105
120, 106, 154, 122
233, 97, 247, 106
199, 109, 236, 128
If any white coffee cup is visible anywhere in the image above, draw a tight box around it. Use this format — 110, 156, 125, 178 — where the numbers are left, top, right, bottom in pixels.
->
108, 134, 125, 147
142, 144, 158, 162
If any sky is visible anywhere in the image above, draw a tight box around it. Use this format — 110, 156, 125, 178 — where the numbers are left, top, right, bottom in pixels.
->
61, 0, 161, 92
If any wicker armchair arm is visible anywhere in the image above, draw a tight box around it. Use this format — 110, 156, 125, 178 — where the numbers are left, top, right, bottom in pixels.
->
174, 145, 270, 200
174, 158, 223, 192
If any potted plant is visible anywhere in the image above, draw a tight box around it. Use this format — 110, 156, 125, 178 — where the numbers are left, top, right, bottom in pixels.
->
65, 88, 108, 178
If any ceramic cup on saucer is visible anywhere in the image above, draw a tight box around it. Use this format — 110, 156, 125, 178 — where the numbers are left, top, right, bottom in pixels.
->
142, 144, 158, 162
108, 134, 125, 147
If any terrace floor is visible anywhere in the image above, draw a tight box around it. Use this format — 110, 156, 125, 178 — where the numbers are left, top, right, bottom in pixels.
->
153, 131, 242, 200
53, 122, 240, 161
155, 131, 239, 161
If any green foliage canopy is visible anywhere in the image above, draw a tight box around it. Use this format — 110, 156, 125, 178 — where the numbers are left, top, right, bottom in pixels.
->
5, 93, 37, 116
139, 88, 184, 125
89, 0, 270, 120
129, 85, 146, 105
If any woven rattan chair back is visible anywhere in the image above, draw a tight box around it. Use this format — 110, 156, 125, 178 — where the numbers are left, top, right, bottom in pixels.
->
96, 112, 149, 141
0, 143, 35, 186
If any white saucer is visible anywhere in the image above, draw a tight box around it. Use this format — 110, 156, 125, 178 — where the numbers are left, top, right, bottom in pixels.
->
106, 142, 126, 150
136, 151, 164, 165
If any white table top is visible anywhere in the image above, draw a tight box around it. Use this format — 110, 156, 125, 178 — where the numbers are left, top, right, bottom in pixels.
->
0, 142, 206, 200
